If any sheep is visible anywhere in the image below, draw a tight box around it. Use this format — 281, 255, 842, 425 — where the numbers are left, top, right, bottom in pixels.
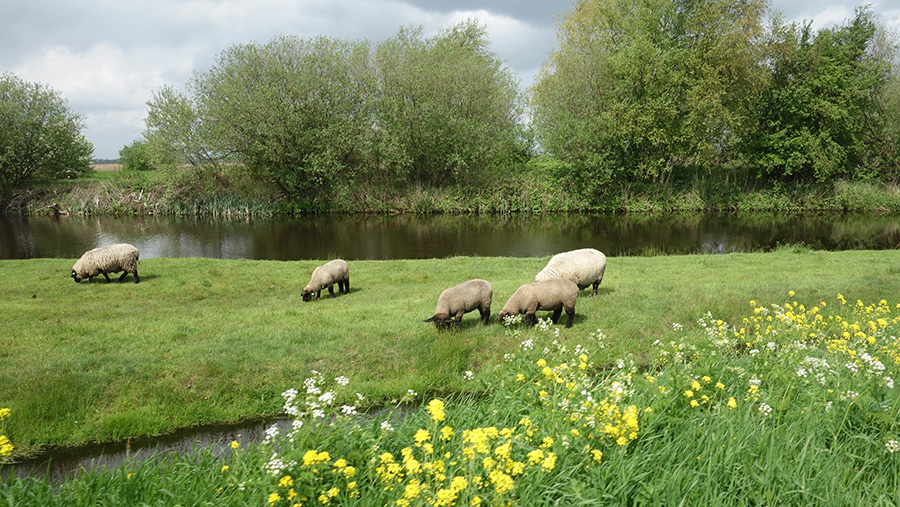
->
424, 279, 493, 329
71, 243, 140, 283
497, 279, 579, 328
301, 259, 350, 301
535, 248, 607, 295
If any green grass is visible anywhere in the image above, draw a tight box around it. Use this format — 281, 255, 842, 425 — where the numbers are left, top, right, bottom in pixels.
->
4, 271, 900, 505
2, 250, 900, 457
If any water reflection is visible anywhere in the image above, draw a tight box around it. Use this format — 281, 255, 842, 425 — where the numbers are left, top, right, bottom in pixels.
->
2, 212, 900, 261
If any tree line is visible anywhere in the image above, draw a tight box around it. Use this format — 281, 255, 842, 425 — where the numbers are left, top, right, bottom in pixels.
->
3, 1, 900, 207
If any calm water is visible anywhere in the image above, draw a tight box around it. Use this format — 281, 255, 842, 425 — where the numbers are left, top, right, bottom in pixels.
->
3, 212, 900, 260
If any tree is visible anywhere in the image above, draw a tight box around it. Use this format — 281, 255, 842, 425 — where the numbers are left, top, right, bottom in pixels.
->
118, 139, 152, 171
0, 73, 93, 191
531, 0, 767, 192
374, 20, 525, 187
742, 8, 892, 182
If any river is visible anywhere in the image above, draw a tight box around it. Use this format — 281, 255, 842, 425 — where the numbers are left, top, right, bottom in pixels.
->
3, 212, 900, 260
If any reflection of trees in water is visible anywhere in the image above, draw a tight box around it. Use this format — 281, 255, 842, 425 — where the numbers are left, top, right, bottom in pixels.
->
4, 213, 900, 260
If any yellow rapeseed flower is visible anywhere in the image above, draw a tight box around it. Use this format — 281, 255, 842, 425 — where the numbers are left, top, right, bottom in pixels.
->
440, 426, 454, 441
230, 440, 240, 450
591, 449, 603, 463
0, 408, 9, 420
727, 397, 737, 409
268, 493, 281, 504
279, 475, 293, 488
427, 399, 446, 423
537, 358, 547, 367
414, 429, 431, 446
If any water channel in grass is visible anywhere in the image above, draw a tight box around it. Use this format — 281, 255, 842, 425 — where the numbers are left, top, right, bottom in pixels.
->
3, 210, 900, 482
3, 211, 900, 261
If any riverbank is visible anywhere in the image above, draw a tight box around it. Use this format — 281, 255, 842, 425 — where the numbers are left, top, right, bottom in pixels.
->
3, 166, 900, 216
3, 249, 900, 458
3, 251, 900, 504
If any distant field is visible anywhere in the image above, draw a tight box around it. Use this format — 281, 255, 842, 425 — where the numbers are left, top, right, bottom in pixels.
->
91, 163, 122, 172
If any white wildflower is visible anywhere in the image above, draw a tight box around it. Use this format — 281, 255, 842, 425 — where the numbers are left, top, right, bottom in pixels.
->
380, 421, 394, 432
264, 424, 280, 443
464, 370, 474, 381
845, 362, 859, 373
886, 440, 900, 454
341, 405, 357, 415
749, 349, 760, 355
319, 391, 335, 405
758, 403, 773, 416
796, 367, 808, 378
312, 409, 325, 419
335, 376, 350, 386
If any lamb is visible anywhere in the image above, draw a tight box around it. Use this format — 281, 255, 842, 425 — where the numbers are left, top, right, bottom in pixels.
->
497, 279, 579, 328
535, 248, 607, 295
301, 259, 350, 301
71, 243, 140, 283
424, 279, 493, 329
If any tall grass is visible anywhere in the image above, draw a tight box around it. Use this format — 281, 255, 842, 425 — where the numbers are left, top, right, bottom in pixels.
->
7, 162, 900, 215
4, 291, 900, 505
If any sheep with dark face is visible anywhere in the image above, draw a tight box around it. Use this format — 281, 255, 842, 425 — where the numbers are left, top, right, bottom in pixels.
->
71, 243, 140, 283
535, 248, 607, 295
497, 279, 578, 328
301, 259, 349, 301
424, 279, 493, 329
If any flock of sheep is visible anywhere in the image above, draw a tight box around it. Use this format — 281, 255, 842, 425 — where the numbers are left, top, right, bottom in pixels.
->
70, 244, 607, 329
301, 247, 608, 329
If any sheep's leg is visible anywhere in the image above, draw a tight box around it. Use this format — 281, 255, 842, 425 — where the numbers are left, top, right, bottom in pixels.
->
133, 270, 140, 283
342, 278, 350, 294
118, 272, 128, 282
479, 307, 490, 325
564, 307, 575, 328
525, 312, 536, 326
101, 272, 112, 283
327, 284, 336, 298
550, 308, 562, 324
591, 281, 599, 296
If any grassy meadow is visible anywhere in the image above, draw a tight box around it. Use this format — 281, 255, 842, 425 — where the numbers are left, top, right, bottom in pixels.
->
3, 249, 900, 504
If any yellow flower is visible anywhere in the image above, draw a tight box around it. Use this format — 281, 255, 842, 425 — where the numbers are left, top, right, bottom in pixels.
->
516, 373, 525, 382
288, 488, 297, 500
343, 466, 356, 478
414, 429, 431, 446
541, 452, 558, 471
690, 400, 699, 407
427, 399, 446, 422
684, 390, 694, 398
220, 465, 229, 472
691, 381, 701, 391
715, 382, 725, 390
279, 475, 293, 488
537, 358, 547, 367
471, 496, 482, 506
230, 440, 240, 450
440, 426, 454, 441
527, 449, 544, 464
789, 290, 795, 297
333, 458, 347, 468
328, 487, 340, 497
727, 397, 737, 409
540, 437, 554, 448
701, 376, 711, 383
590, 449, 603, 463
404, 480, 422, 499
268, 493, 281, 504
0, 408, 9, 420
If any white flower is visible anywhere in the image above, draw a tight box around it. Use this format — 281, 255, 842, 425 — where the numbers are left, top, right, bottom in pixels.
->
886, 440, 900, 454
796, 367, 808, 378
264, 424, 280, 443
319, 391, 335, 405
380, 421, 394, 432
520, 339, 534, 351
341, 405, 357, 415
749, 349, 760, 355
766, 342, 776, 351
758, 403, 772, 416
845, 390, 859, 400
845, 362, 859, 373
407, 389, 418, 398
312, 409, 325, 419
749, 378, 762, 387
335, 376, 350, 386
281, 388, 298, 402
672, 323, 683, 331
356, 392, 366, 401
885, 377, 894, 389
464, 371, 474, 381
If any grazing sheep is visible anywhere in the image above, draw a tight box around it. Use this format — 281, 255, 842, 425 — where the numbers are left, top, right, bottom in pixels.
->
424, 279, 493, 329
535, 248, 607, 295
302, 259, 349, 301
71, 243, 140, 283
497, 279, 579, 328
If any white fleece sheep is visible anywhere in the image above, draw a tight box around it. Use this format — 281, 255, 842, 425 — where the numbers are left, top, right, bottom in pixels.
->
535, 248, 607, 295
71, 243, 140, 283
302, 259, 350, 301
424, 279, 493, 329
497, 279, 579, 328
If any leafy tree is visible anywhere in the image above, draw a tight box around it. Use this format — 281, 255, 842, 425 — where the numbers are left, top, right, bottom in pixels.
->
742, 8, 891, 182
198, 35, 375, 198
374, 20, 525, 187
531, 0, 767, 192
118, 139, 152, 171
0, 73, 93, 191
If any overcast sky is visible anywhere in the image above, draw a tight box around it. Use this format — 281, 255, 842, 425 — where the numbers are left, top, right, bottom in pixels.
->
3, 0, 899, 159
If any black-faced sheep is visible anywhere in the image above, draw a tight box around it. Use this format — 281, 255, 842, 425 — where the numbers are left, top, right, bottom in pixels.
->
535, 248, 607, 295
302, 259, 349, 301
71, 243, 140, 283
497, 279, 579, 328
424, 279, 493, 329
